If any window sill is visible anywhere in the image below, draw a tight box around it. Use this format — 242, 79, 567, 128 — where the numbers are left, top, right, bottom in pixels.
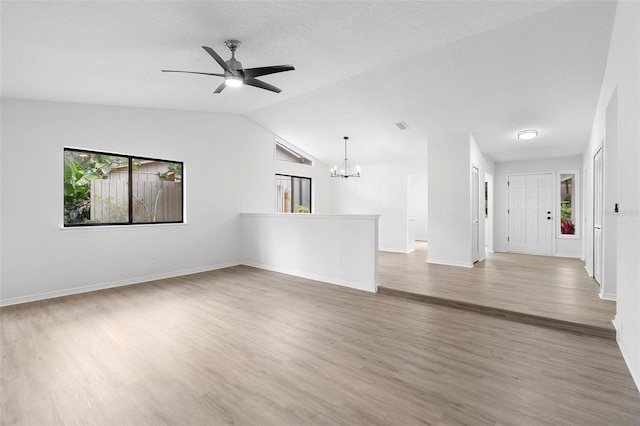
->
60, 222, 188, 232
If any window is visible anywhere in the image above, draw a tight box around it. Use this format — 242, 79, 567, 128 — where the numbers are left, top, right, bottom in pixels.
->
485, 181, 489, 218
275, 174, 311, 213
275, 141, 312, 165
64, 148, 183, 226
558, 171, 578, 237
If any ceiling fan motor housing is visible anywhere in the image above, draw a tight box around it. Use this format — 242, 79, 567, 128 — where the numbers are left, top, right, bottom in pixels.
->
226, 58, 243, 73
224, 40, 243, 74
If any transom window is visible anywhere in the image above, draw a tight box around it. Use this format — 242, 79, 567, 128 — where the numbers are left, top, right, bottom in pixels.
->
275, 141, 312, 165
64, 148, 183, 226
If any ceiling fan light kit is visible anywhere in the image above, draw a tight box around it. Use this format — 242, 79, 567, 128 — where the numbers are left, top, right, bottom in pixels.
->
162, 39, 295, 94
331, 136, 361, 179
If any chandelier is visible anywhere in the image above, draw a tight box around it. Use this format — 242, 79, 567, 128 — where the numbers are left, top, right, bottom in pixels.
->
330, 136, 361, 178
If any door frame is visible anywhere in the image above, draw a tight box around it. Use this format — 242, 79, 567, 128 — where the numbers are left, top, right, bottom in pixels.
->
485, 173, 494, 254
472, 165, 480, 263
593, 146, 603, 286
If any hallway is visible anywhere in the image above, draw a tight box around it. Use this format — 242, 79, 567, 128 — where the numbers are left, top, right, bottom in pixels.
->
378, 242, 615, 337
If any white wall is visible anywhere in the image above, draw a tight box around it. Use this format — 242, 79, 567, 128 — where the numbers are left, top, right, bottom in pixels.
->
427, 133, 471, 267
241, 213, 379, 292
0, 100, 333, 305
470, 134, 496, 262
494, 155, 583, 257
332, 159, 427, 253
583, 1, 640, 389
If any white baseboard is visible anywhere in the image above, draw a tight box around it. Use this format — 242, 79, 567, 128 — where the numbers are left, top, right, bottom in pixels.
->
584, 264, 593, 277
379, 247, 410, 254
599, 292, 617, 301
242, 260, 376, 293
555, 252, 582, 259
426, 258, 473, 268
614, 321, 640, 393
0, 261, 241, 307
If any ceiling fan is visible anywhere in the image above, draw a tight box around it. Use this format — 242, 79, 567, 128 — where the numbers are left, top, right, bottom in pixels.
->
162, 40, 295, 94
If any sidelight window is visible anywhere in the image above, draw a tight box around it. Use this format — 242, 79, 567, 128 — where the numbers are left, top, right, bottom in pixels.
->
558, 171, 578, 237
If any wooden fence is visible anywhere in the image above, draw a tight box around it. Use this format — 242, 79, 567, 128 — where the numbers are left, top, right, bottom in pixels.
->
90, 180, 182, 223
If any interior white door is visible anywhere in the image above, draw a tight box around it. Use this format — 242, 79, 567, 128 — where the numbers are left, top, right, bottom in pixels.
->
507, 173, 554, 255
472, 166, 480, 262
593, 148, 603, 285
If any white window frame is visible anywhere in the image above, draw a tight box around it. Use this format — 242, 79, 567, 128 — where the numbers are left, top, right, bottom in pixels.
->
557, 169, 580, 239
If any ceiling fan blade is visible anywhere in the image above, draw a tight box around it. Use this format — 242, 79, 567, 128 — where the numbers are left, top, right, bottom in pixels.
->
242, 65, 295, 79
202, 46, 233, 74
244, 78, 282, 93
213, 82, 226, 94
161, 70, 225, 77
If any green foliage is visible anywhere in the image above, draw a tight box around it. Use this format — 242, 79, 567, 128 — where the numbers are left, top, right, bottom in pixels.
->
63, 152, 125, 224
64, 160, 99, 223
561, 203, 572, 221
294, 204, 310, 213
157, 162, 182, 182
90, 154, 127, 177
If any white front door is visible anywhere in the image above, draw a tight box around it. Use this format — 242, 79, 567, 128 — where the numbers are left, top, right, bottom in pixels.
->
508, 173, 554, 255
593, 148, 603, 285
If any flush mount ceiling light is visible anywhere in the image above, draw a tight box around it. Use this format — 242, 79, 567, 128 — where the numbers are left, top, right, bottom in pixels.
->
330, 136, 361, 179
517, 129, 539, 140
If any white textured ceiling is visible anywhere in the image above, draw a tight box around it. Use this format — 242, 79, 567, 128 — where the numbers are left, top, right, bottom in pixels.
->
1, 1, 617, 164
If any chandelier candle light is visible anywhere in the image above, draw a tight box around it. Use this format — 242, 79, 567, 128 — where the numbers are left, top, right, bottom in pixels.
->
331, 136, 361, 178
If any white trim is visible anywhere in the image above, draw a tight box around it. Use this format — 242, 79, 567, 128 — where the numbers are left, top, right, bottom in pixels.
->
555, 252, 582, 259
241, 212, 380, 221
0, 261, 239, 307
584, 264, 593, 277
61, 222, 188, 232
426, 258, 474, 268
615, 322, 640, 393
242, 261, 377, 293
379, 247, 410, 254
599, 292, 616, 301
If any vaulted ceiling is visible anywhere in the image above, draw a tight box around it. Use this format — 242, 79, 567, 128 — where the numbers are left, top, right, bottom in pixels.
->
1, 1, 617, 165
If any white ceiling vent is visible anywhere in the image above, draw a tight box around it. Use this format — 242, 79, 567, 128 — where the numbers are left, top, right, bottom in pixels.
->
395, 121, 409, 130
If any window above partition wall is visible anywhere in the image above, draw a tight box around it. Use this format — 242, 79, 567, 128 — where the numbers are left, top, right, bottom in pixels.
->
63, 148, 183, 226
557, 170, 579, 238
275, 174, 311, 213
275, 139, 313, 165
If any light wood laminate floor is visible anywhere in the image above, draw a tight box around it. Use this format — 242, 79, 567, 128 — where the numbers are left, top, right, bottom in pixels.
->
2, 266, 638, 425
379, 242, 616, 334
